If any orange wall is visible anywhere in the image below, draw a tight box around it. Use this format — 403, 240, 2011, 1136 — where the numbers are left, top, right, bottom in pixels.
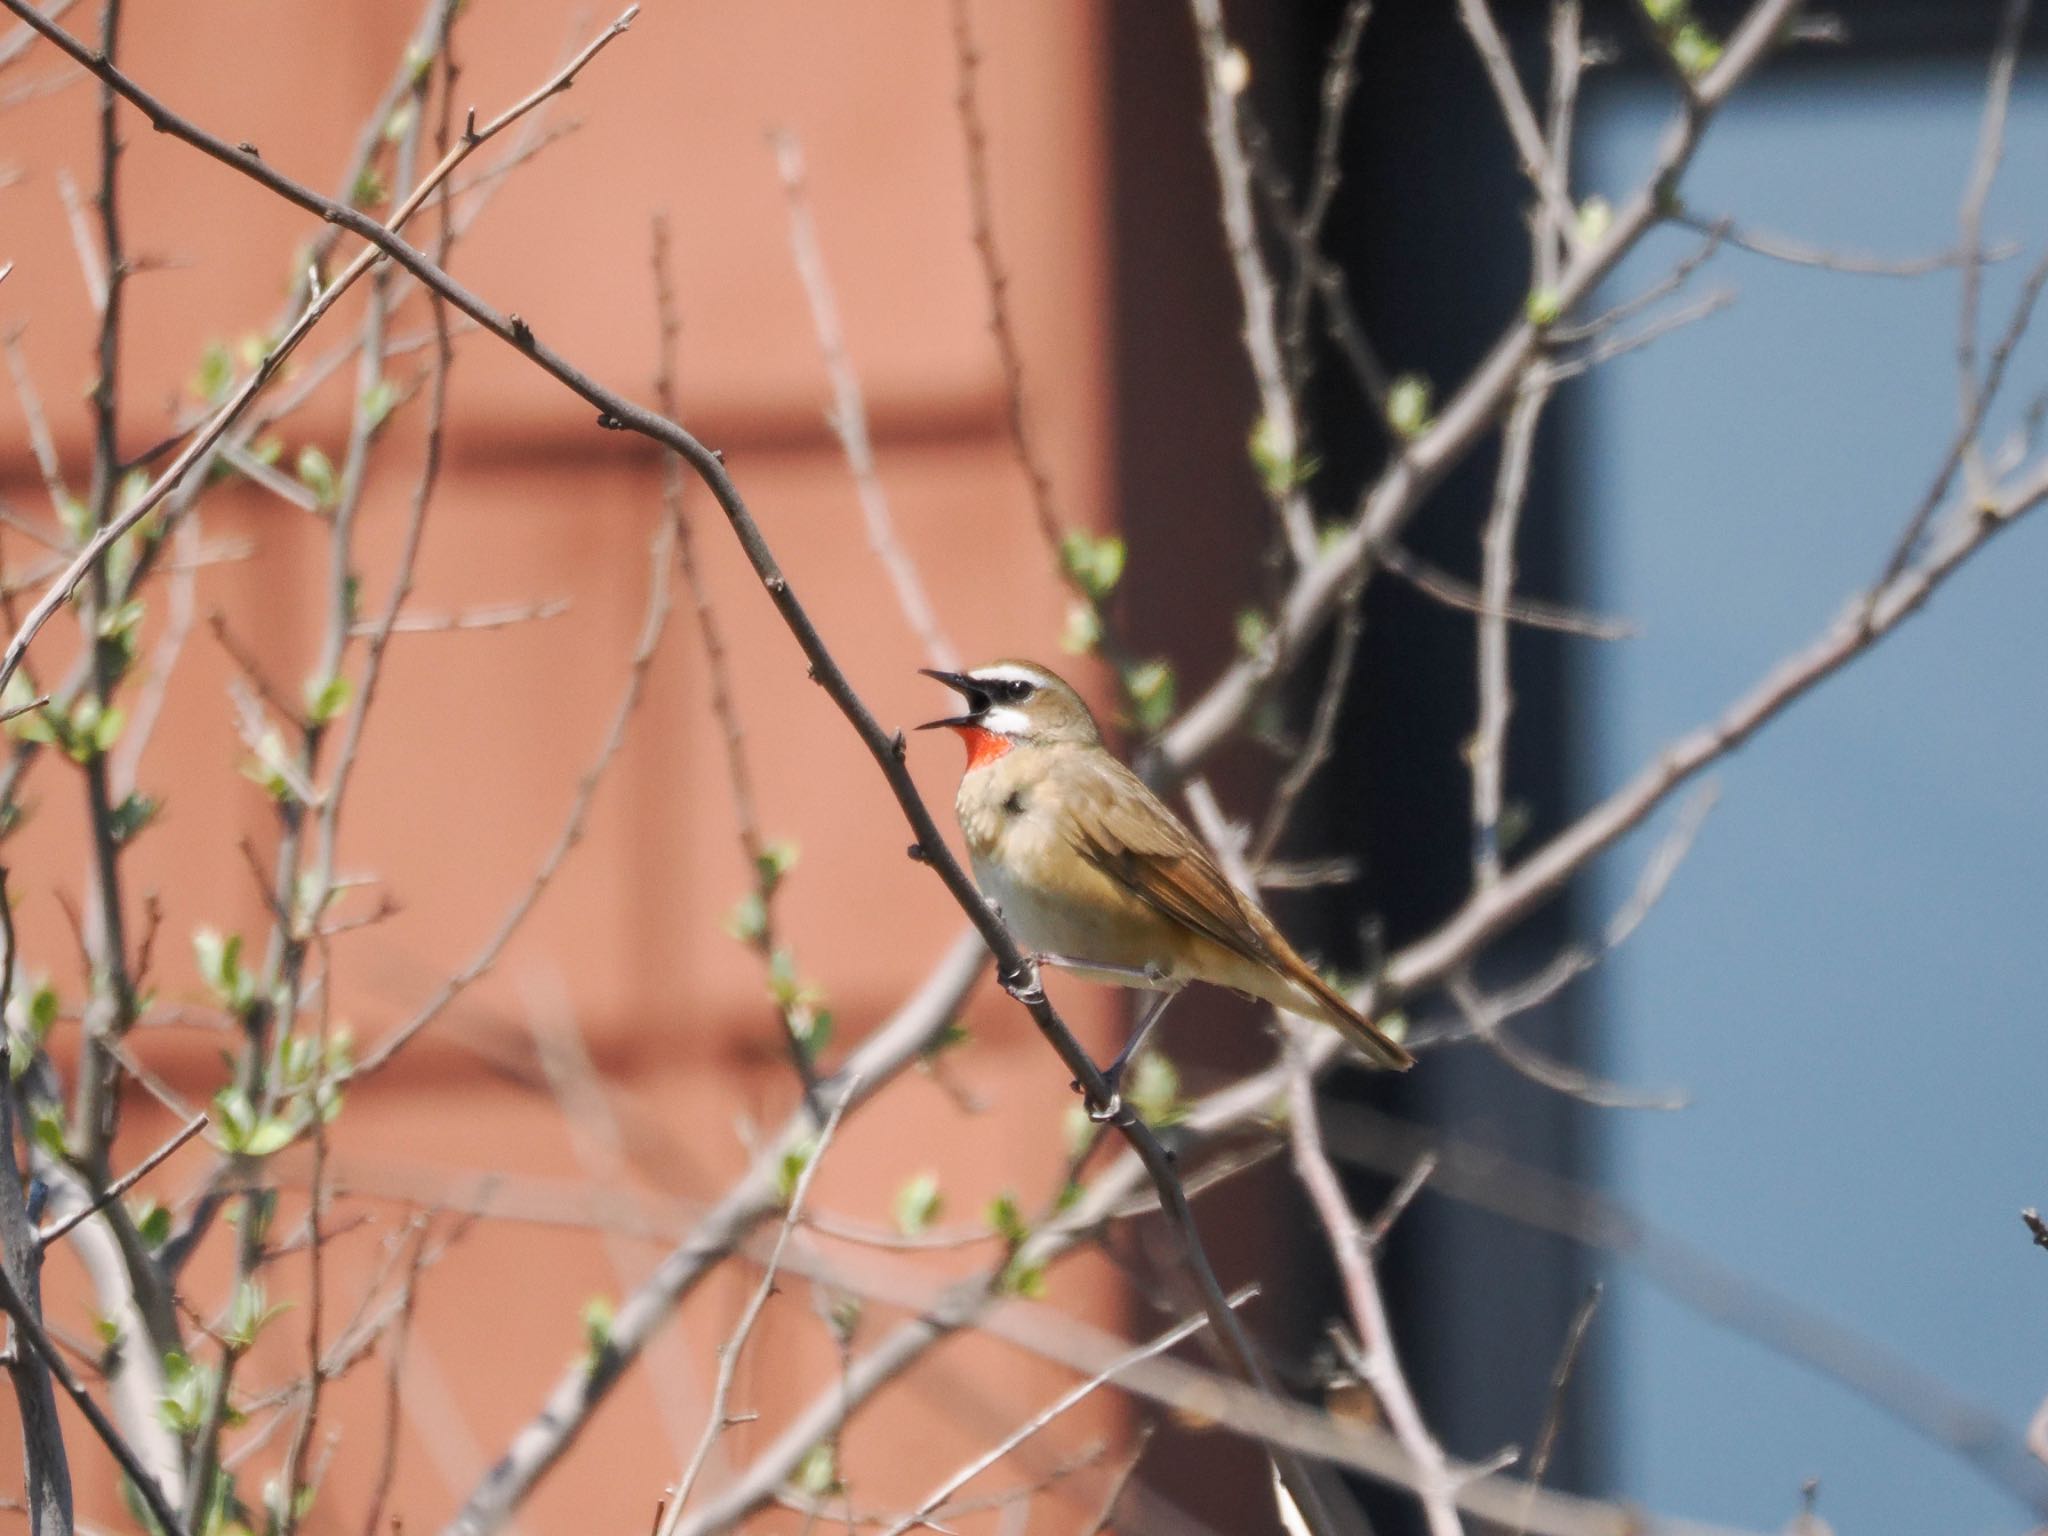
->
0, 1, 1134, 1528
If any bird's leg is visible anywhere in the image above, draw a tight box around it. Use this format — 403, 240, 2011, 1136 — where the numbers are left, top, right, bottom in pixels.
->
1087, 984, 1185, 1122
1034, 953, 1163, 986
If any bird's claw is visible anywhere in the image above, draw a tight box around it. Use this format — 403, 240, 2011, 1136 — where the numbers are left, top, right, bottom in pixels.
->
1002, 953, 1046, 1005
1086, 1089, 1122, 1123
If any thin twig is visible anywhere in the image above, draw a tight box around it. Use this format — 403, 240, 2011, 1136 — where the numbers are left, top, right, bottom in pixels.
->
1454, 0, 1582, 252
1672, 211, 2012, 279
360, 1217, 429, 1536
1281, 0, 1373, 396
1515, 1283, 1601, 1536
877, 1293, 1249, 1536
36, 1112, 207, 1246
772, 130, 959, 673
657, 1078, 859, 1532
0, 1, 641, 703
1078, 1422, 1155, 1536
1187, 0, 1319, 566
1470, 386, 1548, 890
1957, 0, 2031, 504
1375, 541, 1633, 640
1286, 1043, 1462, 1536
1153, 0, 1806, 785
354, 596, 568, 635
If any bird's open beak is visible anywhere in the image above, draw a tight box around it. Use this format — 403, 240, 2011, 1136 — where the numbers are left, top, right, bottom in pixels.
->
917, 668, 988, 731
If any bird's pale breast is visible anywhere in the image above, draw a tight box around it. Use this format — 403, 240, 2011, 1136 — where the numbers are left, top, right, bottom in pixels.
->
956, 750, 1198, 985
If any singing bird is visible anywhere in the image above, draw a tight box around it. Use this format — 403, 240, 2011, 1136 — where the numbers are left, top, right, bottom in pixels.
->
919, 660, 1412, 1095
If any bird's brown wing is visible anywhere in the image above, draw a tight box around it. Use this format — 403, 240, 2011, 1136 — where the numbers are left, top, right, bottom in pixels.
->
1055, 753, 1278, 967
1057, 750, 1415, 1071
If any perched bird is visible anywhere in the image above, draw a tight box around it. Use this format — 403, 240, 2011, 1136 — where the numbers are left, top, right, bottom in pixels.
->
918, 660, 1412, 1095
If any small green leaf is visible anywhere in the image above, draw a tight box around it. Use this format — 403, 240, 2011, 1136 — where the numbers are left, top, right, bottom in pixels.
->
1249, 414, 1319, 497
1525, 287, 1562, 327
133, 1199, 172, 1249
211, 1085, 256, 1153
107, 791, 160, 847
581, 1295, 615, 1362
1577, 196, 1613, 245
240, 1117, 297, 1159
755, 839, 800, 889
1127, 1050, 1188, 1127
193, 342, 232, 404
1234, 608, 1271, 658
776, 1137, 816, 1206
382, 101, 417, 144
1059, 600, 1101, 656
88, 705, 126, 755
792, 1005, 832, 1061
240, 726, 298, 804
1122, 659, 1176, 733
998, 1257, 1047, 1299
224, 1280, 288, 1349
919, 1018, 970, 1062
95, 597, 146, 645
302, 671, 352, 725
1671, 21, 1721, 75
1059, 530, 1126, 600
986, 1191, 1028, 1250
767, 947, 802, 1008
793, 1442, 839, 1497
296, 445, 336, 509
892, 1172, 943, 1238
23, 982, 58, 1040
361, 379, 398, 430
157, 1350, 210, 1433
194, 928, 253, 1011
724, 891, 766, 944
29, 1103, 66, 1161
349, 166, 389, 209
1388, 374, 1434, 440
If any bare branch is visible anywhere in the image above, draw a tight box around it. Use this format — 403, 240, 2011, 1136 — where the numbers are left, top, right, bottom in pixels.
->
657, 1077, 858, 1532
36, 1111, 207, 1247
1516, 1283, 1601, 1536
1186, 0, 1319, 566
1287, 1043, 1462, 1536
876, 1293, 1247, 1536
1454, 0, 1583, 252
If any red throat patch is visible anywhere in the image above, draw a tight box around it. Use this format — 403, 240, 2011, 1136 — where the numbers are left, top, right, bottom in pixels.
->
948, 724, 1014, 771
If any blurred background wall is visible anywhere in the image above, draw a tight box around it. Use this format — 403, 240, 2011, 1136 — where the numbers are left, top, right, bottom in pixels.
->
2, 1, 2045, 1533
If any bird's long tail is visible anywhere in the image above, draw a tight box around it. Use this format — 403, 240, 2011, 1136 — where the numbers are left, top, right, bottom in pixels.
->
1287, 964, 1414, 1070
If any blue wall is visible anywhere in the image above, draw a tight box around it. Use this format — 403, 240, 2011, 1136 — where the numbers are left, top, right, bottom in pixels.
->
1573, 62, 2048, 1536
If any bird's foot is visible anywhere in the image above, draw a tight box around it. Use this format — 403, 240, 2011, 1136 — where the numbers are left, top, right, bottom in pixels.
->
1069, 1070, 1123, 1123
1001, 952, 1045, 1005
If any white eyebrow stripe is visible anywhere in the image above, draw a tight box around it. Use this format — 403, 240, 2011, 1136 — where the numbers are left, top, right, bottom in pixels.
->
969, 664, 1048, 687
979, 706, 1032, 735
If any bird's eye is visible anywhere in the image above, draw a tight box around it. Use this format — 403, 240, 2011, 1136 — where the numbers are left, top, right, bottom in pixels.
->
1002, 679, 1035, 702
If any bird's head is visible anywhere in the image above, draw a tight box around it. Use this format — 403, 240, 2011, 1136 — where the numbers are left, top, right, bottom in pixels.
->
918, 660, 1100, 768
